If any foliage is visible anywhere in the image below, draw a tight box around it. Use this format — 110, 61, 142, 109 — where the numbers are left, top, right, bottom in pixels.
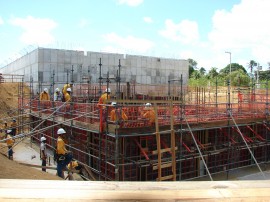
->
219, 63, 247, 74
188, 58, 197, 77
187, 58, 254, 87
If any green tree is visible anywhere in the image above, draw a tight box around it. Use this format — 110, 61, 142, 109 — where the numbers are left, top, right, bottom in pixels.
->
247, 60, 257, 74
230, 69, 250, 86
219, 63, 247, 74
188, 58, 197, 77
199, 67, 206, 76
191, 70, 201, 79
208, 67, 218, 79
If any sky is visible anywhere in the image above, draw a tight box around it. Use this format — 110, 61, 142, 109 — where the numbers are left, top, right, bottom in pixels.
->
0, 0, 270, 72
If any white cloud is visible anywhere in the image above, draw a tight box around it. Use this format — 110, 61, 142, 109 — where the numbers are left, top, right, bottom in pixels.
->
117, 0, 143, 7
78, 18, 89, 28
159, 19, 199, 45
0, 17, 4, 25
102, 32, 154, 53
143, 17, 153, 23
208, 0, 270, 67
9, 16, 57, 45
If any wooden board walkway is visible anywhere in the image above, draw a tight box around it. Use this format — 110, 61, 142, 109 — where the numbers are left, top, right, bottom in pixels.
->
1, 179, 270, 201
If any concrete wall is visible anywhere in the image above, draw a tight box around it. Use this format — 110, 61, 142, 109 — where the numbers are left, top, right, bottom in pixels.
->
1, 48, 188, 92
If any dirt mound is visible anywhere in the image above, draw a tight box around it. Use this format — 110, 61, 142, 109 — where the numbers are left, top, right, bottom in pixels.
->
0, 82, 30, 122
0, 82, 60, 180
0, 143, 61, 180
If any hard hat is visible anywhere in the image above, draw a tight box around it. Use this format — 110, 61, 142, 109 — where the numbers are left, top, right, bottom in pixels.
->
105, 88, 111, 93
6, 129, 12, 134
40, 137, 46, 142
145, 103, 152, 107
55, 88, 60, 92
57, 128, 66, 135
67, 88, 72, 92
44, 88, 48, 93
111, 102, 117, 106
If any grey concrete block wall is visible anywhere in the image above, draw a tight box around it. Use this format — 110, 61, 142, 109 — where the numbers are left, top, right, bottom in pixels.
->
1, 47, 188, 93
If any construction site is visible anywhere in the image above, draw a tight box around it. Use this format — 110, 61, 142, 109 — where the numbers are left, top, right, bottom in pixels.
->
0, 58, 270, 183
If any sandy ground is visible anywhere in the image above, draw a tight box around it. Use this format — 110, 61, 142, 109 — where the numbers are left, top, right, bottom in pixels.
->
0, 138, 61, 180
0, 134, 83, 180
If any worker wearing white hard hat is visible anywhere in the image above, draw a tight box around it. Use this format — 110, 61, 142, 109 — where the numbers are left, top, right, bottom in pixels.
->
5, 130, 14, 160
110, 102, 128, 125
40, 87, 50, 101
141, 103, 155, 126
54, 87, 63, 101
40, 136, 47, 172
56, 128, 72, 178
98, 88, 111, 107
62, 83, 73, 95
63, 88, 72, 102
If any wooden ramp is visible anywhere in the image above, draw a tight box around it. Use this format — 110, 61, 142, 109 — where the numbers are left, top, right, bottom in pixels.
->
1, 179, 270, 201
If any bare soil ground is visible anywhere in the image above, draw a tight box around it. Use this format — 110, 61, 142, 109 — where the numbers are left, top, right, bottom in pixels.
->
0, 142, 61, 180
0, 82, 62, 180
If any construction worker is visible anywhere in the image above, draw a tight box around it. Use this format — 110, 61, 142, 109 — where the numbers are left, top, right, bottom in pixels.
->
10, 119, 17, 137
56, 128, 73, 178
54, 88, 63, 101
141, 103, 155, 126
39, 88, 50, 109
64, 88, 72, 102
110, 102, 128, 127
40, 88, 50, 101
5, 129, 14, 160
62, 83, 73, 96
66, 159, 82, 180
98, 88, 111, 132
40, 136, 47, 172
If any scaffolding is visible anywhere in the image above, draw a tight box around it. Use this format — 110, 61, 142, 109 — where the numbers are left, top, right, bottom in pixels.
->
3, 61, 270, 181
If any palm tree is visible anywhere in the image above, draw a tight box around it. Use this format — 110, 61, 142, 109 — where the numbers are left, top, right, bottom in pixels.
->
208, 67, 218, 78
248, 60, 257, 74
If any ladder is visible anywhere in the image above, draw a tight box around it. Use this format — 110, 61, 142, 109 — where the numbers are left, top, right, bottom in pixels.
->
152, 102, 176, 181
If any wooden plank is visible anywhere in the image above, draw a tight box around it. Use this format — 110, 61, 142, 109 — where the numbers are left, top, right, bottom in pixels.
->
2, 180, 270, 201
154, 103, 161, 181
152, 147, 178, 155
153, 162, 172, 170
82, 164, 96, 181
158, 175, 173, 181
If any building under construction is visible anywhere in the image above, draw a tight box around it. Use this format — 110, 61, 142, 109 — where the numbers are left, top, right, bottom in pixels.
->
3, 71, 266, 181
1, 49, 270, 181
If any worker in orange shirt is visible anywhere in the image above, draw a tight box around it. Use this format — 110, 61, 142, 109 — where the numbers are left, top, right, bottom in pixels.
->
39, 88, 50, 109
110, 102, 128, 127
40, 88, 50, 101
62, 83, 73, 96
64, 88, 72, 102
98, 88, 111, 132
141, 103, 155, 126
5, 130, 14, 160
